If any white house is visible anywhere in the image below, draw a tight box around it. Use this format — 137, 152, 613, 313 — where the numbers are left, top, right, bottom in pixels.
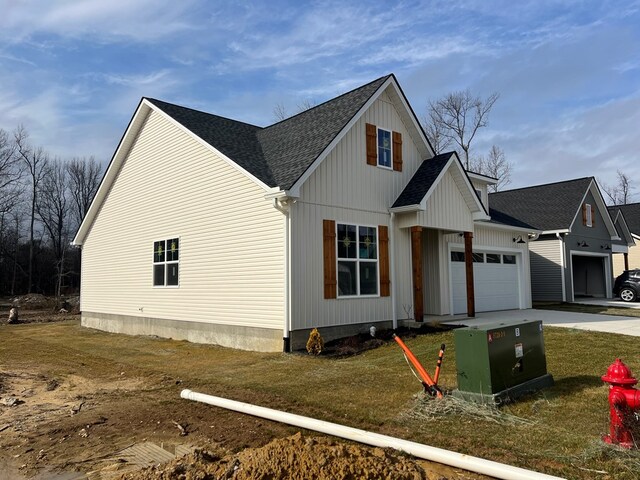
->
73, 74, 535, 352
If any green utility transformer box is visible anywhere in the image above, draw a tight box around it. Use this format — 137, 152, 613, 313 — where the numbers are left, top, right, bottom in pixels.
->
453, 319, 554, 404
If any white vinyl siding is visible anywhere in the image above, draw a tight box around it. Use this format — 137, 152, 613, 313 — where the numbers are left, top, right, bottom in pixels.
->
81, 109, 285, 330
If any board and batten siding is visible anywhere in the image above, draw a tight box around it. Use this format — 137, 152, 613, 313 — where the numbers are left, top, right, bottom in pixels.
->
81, 109, 285, 331
529, 238, 563, 302
291, 90, 423, 330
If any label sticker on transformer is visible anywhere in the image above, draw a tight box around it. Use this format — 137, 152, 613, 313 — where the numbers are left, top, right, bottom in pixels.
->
515, 343, 524, 358
515, 327, 520, 337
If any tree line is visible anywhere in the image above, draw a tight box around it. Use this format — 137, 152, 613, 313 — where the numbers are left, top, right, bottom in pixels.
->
0, 126, 102, 297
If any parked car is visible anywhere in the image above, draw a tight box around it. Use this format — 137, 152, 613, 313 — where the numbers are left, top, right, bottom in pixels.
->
613, 269, 640, 302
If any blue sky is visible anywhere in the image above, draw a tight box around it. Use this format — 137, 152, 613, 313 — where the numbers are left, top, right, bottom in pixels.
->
1, 0, 639, 197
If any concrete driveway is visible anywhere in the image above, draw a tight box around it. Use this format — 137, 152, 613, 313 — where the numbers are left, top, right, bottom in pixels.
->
441, 308, 640, 337
572, 297, 640, 309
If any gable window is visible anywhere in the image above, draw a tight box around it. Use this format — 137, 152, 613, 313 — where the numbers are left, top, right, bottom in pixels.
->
377, 128, 392, 168
153, 238, 179, 287
365, 123, 402, 171
337, 223, 378, 297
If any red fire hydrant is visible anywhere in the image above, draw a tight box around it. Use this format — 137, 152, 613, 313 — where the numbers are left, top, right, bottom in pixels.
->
601, 358, 640, 448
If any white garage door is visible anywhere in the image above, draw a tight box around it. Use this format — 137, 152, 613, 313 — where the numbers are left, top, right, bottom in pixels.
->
451, 251, 521, 314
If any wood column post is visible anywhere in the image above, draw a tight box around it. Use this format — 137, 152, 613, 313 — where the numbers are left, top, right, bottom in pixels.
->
411, 226, 424, 322
624, 252, 629, 271
464, 231, 475, 317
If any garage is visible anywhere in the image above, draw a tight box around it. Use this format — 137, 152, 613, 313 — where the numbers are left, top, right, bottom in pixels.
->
451, 250, 521, 314
571, 254, 606, 298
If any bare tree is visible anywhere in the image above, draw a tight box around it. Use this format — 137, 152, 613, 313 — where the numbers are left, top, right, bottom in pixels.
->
67, 156, 102, 230
272, 102, 289, 122
37, 159, 72, 297
602, 170, 635, 205
0, 129, 23, 216
272, 99, 317, 122
472, 145, 513, 192
427, 90, 499, 169
422, 110, 452, 155
14, 125, 49, 293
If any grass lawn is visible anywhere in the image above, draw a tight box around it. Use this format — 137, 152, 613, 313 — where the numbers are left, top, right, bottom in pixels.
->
1, 320, 639, 479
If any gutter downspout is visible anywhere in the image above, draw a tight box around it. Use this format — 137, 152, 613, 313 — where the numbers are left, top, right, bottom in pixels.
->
181, 390, 564, 480
272, 198, 291, 352
390, 213, 397, 330
556, 233, 566, 302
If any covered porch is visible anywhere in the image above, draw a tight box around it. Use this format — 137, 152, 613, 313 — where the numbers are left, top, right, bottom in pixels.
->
390, 152, 489, 322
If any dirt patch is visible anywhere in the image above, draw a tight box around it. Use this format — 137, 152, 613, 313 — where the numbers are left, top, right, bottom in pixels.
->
119, 432, 468, 480
312, 325, 453, 357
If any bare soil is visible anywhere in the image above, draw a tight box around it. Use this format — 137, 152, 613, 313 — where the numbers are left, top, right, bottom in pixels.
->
0, 309, 482, 480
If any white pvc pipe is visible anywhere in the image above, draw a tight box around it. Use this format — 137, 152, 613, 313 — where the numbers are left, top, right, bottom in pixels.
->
181, 389, 564, 480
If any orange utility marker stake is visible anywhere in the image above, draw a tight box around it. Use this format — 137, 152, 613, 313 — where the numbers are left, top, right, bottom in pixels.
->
433, 343, 446, 385
392, 334, 443, 398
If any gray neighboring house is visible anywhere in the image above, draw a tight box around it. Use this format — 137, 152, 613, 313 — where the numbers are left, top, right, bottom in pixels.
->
608, 203, 640, 276
489, 177, 621, 302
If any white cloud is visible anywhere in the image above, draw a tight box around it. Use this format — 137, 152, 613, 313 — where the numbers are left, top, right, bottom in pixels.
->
1, 0, 200, 43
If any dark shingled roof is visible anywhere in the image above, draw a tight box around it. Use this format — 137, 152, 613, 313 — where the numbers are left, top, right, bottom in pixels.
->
489, 177, 593, 231
392, 152, 453, 208
609, 203, 640, 235
486, 210, 537, 230
146, 75, 391, 190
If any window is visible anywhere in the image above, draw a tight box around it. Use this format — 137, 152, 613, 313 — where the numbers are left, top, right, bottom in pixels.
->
472, 252, 485, 263
451, 251, 465, 262
153, 238, 179, 287
486, 253, 501, 264
377, 128, 392, 168
503, 254, 516, 264
337, 224, 378, 296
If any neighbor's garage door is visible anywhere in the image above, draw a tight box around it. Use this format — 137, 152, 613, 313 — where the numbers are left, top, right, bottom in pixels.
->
451, 251, 520, 314
572, 255, 606, 298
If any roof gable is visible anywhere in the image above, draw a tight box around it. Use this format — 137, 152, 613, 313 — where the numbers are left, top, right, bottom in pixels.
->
74, 74, 435, 245
145, 99, 273, 186
489, 177, 618, 236
608, 207, 637, 246
610, 202, 640, 235
391, 152, 487, 217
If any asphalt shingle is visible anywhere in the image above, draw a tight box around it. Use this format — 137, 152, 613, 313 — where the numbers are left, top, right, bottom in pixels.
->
488, 177, 593, 231
392, 152, 453, 208
609, 203, 640, 235
146, 75, 391, 190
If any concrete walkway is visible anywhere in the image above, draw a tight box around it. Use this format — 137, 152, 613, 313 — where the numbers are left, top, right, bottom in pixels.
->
440, 308, 640, 337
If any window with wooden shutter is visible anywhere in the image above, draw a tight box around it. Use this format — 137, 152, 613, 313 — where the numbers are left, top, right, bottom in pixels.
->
392, 131, 402, 171
323, 220, 337, 299
378, 225, 390, 297
365, 123, 377, 166
591, 205, 596, 227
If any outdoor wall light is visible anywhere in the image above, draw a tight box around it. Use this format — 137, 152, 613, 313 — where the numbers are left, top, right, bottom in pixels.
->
577, 240, 589, 247
601, 244, 611, 250
512, 235, 526, 244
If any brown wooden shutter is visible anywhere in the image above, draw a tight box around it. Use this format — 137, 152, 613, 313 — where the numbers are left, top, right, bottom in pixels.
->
323, 219, 337, 299
392, 131, 402, 171
591, 205, 596, 227
366, 123, 377, 166
378, 225, 390, 297
582, 204, 587, 226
